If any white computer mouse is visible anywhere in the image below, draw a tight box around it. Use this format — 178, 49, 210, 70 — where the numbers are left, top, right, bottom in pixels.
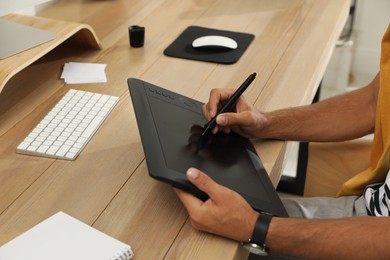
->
192, 35, 238, 50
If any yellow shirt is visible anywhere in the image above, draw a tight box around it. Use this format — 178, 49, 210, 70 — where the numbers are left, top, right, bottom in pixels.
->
338, 24, 390, 196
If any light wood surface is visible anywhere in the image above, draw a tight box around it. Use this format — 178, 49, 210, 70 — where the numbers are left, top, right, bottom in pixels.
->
0, 14, 101, 94
305, 138, 372, 197
0, 0, 349, 258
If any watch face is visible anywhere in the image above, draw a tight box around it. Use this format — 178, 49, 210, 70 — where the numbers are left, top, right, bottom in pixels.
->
242, 243, 268, 256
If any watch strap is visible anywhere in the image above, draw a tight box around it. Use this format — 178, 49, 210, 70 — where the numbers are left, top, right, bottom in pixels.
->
250, 212, 273, 246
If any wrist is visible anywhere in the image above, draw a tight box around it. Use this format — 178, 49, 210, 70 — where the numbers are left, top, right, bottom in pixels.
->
245, 211, 260, 241
254, 111, 273, 139
242, 212, 273, 256
250, 212, 273, 246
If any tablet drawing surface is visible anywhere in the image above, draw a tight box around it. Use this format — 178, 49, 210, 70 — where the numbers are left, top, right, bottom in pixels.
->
128, 78, 287, 217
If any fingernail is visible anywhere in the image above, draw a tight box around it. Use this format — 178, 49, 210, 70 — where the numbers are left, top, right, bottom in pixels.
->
187, 168, 200, 180
209, 110, 215, 118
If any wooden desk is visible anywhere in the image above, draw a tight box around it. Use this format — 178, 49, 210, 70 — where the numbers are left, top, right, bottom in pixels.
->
0, 0, 349, 258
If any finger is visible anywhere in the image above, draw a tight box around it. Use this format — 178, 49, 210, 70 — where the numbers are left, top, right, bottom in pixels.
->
216, 111, 253, 128
204, 89, 220, 120
220, 126, 231, 134
186, 168, 225, 202
173, 188, 204, 215
201, 103, 221, 134
211, 125, 220, 134
201, 104, 210, 121
205, 89, 235, 119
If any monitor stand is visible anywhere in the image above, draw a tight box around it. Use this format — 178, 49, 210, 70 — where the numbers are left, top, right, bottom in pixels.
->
0, 19, 56, 59
0, 14, 101, 94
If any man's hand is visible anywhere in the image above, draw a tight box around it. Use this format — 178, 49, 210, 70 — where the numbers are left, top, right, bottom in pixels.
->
202, 88, 268, 138
174, 168, 259, 242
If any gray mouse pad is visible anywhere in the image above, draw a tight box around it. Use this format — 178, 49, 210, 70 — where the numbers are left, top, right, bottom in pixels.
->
164, 26, 255, 64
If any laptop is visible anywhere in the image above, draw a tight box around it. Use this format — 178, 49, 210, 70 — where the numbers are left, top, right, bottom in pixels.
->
127, 78, 288, 217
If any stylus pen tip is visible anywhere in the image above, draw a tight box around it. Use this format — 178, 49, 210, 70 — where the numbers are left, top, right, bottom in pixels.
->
201, 127, 209, 136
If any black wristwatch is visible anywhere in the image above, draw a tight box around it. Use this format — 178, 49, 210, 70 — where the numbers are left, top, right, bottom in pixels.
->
242, 212, 273, 256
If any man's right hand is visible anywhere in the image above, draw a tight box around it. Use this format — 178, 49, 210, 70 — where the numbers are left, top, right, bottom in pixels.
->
202, 88, 268, 138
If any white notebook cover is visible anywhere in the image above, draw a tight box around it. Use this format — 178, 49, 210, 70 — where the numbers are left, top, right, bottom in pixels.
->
0, 212, 133, 260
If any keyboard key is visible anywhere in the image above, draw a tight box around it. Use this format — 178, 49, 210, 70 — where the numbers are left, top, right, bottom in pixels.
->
16, 89, 119, 160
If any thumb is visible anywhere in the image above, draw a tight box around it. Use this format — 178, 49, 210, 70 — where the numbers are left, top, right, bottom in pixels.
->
187, 168, 223, 201
216, 112, 249, 127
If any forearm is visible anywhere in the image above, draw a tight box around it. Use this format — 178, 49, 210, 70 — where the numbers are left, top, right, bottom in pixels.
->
267, 216, 390, 259
260, 76, 379, 142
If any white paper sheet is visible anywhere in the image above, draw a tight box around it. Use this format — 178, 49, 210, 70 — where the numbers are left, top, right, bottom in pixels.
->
61, 62, 107, 84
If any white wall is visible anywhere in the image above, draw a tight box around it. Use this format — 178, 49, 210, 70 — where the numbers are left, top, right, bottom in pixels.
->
321, 0, 390, 98
35, 0, 59, 14
15, 0, 57, 15
350, 0, 390, 82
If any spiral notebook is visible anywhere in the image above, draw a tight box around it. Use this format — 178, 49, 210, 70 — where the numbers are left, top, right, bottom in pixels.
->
0, 212, 133, 260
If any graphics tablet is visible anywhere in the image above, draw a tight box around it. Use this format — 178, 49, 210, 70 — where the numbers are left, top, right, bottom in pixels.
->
127, 78, 288, 217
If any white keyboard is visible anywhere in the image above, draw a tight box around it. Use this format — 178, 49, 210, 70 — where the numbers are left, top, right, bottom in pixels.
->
16, 89, 119, 160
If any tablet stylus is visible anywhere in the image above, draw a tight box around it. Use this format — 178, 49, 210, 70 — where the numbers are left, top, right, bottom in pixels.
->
201, 72, 256, 136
